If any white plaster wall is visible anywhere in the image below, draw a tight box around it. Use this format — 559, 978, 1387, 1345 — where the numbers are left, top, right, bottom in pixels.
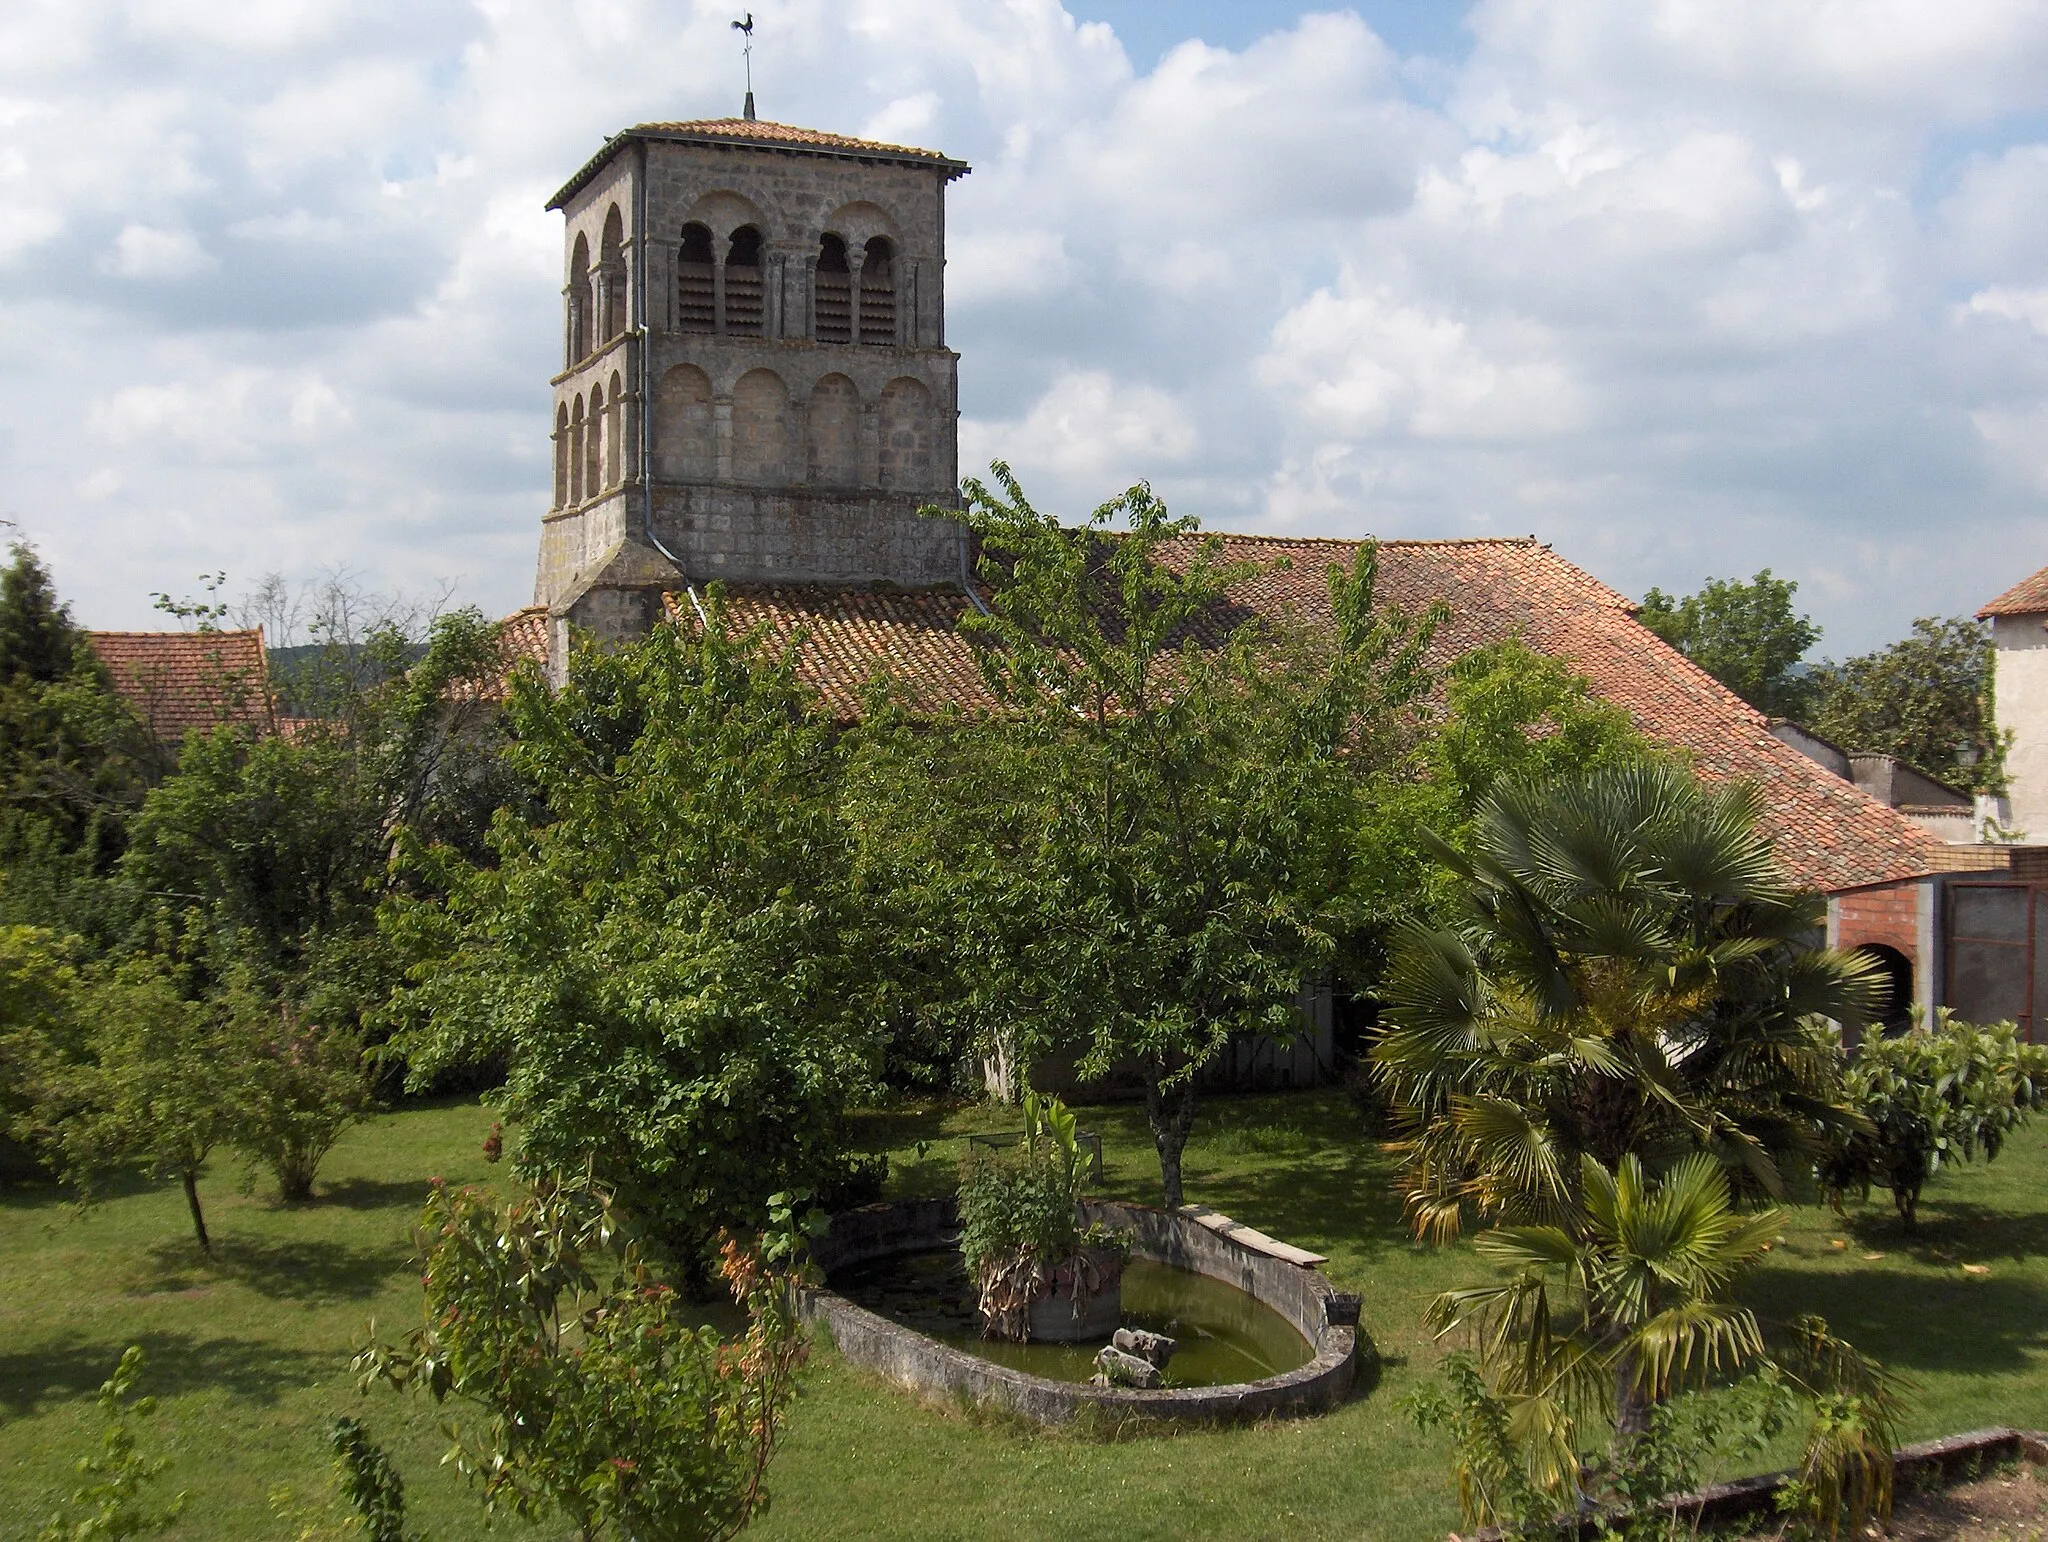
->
1993, 614, 2048, 841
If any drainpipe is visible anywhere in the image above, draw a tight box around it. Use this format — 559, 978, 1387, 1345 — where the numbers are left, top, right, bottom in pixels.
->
958, 525, 990, 616
637, 137, 708, 629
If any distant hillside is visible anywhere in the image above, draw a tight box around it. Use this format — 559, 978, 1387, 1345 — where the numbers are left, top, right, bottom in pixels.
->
267, 641, 427, 718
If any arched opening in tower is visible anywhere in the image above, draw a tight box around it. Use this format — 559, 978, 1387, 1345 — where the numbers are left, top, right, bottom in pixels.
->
725, 225, 765, 336
676, 223, 715, 334
815, 234, 852, 344
860, 237, 897, 346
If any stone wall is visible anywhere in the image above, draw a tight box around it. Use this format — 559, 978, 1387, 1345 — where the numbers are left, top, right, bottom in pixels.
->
802, 1197, 1363, 1427
536, 131, 966, 614
1994, 613, 2048, 843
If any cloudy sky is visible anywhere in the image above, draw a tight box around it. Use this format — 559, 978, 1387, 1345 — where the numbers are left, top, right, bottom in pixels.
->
4, 0, 2048, 652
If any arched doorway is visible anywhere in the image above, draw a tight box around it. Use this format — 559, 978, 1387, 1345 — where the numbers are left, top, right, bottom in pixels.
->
1852, 944, 1914, 1041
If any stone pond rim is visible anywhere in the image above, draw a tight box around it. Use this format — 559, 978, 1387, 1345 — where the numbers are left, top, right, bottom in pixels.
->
800, 1196, 1368, 1426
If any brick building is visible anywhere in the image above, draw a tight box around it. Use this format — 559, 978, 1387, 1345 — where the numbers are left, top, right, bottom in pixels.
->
518, 114, 2014, 1063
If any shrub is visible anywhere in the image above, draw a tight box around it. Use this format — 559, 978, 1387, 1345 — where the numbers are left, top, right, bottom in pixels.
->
355, 1171, 816, 1542
1822, 1009, 2048, 1230
956, 1093, 1124, 1339
229, 994, 376, 1203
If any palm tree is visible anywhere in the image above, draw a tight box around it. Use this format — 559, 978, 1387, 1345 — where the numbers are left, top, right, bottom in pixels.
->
1428, 1152, 1779, 1494
1380, 761, 1896, 1516
1374, 760, 1880, 1244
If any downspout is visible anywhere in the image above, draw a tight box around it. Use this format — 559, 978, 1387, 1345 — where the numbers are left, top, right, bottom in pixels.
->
637, 137, 709, 629
958, 526, 990, 616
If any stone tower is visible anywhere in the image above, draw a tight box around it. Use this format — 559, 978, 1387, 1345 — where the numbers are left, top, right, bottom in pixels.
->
536, 117, 972, 663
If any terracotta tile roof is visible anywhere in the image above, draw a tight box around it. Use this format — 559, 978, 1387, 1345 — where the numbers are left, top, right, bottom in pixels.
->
548, 118, 969, 209
1979, 562, 2048, 618
604, 535, 1949, 892
489, 606, 550, 699
688, 587, 998, 718
435, 606, 552, 705
497, 534, 1965, 891
88, 628, 274, 740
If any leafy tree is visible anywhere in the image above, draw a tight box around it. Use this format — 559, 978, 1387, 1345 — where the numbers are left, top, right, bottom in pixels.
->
34, 1346, 185, 1541
1807, 616, 2002, 792
225, 989, 375, 1203
1637, 570, 1820, 719
355, 1173, 814, 1542
1821, 1010, 2048, 1230
384, 614, 879, 1254
860, 466, 1439, 1209
1341, 641, 1657, 969
0, 924, 86, 1179
50, 960, 243, 1252
0, 543, 158, 940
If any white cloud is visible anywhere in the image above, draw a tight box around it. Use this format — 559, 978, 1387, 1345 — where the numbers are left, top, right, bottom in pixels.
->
100, 223, 216, 279
962, 371, 1197, 507
1967, 286, 2048, 337
947, 228, 1076, 305
1258, 283, 1584, 441
1, 0, 2046, 648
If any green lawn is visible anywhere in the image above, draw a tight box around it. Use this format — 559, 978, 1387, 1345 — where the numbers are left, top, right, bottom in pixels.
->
5, 1091, 2048, 1541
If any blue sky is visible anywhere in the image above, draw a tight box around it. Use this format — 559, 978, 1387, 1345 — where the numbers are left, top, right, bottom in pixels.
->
3, 0, 2048, 654
1070, 2, 1472, 69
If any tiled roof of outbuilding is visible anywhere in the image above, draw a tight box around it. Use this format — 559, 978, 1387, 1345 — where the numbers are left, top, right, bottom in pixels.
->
499, 535, 1971, 893
1979, 562, 2048, 618
88, 628, 274, 740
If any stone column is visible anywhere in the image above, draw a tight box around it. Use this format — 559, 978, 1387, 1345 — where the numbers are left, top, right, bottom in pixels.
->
714, 394, 735, 483
859, 399, 881, 489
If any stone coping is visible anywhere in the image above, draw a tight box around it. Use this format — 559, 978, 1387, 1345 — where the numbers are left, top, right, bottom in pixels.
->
1451, 1427, 2048, 1541
1178, 1204, 1329, 1266
800, 1196, 1363, 1426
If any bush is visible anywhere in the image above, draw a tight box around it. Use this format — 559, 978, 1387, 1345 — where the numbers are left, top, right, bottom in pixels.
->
1823, 1009, 2048, 1230
956, 1094, 1124, 1340
228, 992, 376, 1203
355, 1172, 816, 1542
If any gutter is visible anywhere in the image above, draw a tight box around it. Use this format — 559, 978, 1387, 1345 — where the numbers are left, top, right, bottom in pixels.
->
636, 137, 708, 630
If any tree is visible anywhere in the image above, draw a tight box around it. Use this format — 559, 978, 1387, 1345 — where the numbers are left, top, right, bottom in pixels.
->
1381, 761, 1905, 1521
34, 1346, 186, 1541
1808, 616, 2003, 792
383, 613, 880, 1255
1373, 758, 1881, 1243
1428, 1152, 1779, 1478
1340, 641, 1656, 966
858, 466, 1439, 1209
51, 960, 243, 1253
1821, 1009, 2048, 1230
0, 924, 85, 1179
354, 1173, 814, 1542
1637, 569, 1820, 720
224, 988, 375, 1203
0, 543, 158, 941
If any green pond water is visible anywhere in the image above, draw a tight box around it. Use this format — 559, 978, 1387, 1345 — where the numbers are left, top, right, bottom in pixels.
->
831, 1250, 1312, 1386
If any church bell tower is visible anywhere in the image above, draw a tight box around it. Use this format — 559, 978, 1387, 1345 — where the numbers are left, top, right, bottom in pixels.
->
536, 117, 972, 660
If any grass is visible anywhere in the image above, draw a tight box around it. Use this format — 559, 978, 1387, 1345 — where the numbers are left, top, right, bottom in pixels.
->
0, 1098, 546, 1542
4, 1091, 2048, 1540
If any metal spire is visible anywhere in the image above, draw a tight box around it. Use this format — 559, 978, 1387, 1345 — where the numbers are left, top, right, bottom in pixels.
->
732, 13, 755, 120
